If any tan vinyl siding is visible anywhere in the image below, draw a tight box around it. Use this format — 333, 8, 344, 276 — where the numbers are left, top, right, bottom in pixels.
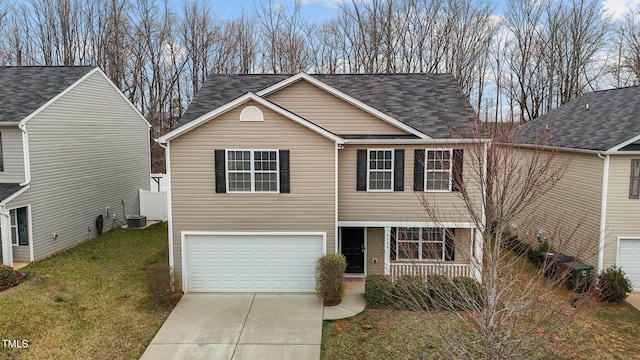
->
604, 155, 640, 270
170, 101, 336, 289
266, 80, 409, 135
366, 227, 385, 275
453, 228, 472, 264
512, 150, 602, 268
338, 144, 478, 223
0, 126, 25, 183
7, 71, 150, 262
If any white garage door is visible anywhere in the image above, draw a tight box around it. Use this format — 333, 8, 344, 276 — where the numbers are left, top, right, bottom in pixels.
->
619, 238, 640, 289
184, 232, 325, 293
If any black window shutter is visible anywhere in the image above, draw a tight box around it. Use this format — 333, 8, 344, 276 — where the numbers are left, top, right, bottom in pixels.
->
356, 149, 367, 191
214, 149, 226, 193
390, 227, 397, 261
17, 207, 28, 246
452, 149, 464, 192
394, 149, 404, 191
0, 132, 4, 172
630, 159, 640, 199
279, 150, 290, 193
413, 149, 425, 191
445, 228, 455, 261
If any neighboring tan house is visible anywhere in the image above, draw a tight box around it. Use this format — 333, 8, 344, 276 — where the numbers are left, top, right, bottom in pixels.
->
0, 66, 151, 268
158, 73, 487, 293
513, 85, 640, 289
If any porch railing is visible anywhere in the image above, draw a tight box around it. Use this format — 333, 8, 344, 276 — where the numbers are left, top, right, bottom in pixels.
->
389, 262, 471, 282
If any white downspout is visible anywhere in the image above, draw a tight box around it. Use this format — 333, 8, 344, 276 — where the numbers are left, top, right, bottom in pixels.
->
335, 143, 340, 253
18, 122, 31, 186
0, 207, 12, 267
157, 141, 174, 290
597, 153, 609, 274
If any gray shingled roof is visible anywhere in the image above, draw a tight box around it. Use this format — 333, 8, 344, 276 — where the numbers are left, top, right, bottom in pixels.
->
0, 183, 24, 202
179, 73, 477, 139
515, 86, 640, 151
0, 66, 94, 123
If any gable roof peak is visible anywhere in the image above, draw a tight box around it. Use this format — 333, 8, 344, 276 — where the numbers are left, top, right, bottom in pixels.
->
0, 66, 96, 123
179, 73, 476, 139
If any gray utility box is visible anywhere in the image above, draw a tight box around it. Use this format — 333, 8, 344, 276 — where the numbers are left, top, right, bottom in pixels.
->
126, 215, 147, 229
562, 262, 593, 293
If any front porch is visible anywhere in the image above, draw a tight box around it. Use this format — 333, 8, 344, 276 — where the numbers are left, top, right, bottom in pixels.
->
389, 262, 472, 281
338, 223, 482, 282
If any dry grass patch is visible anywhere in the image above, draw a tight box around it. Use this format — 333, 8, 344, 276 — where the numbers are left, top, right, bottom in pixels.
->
0, 223, 175, 359
322, 270, 640, 360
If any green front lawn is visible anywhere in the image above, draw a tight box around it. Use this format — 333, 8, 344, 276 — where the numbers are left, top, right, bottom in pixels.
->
0, 223, 174, 359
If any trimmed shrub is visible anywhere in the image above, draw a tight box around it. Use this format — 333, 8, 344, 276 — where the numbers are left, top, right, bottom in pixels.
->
364, 274, 395, 308
504, 235, 532, 257
395, 275, 429, 310
427, 274, 457, 310
598, 266, 633, 303
452, 276, 483, 310
0, 265, 17, 287
527, 242, 550, 267
426, 275, 483, 310
315, 253, 346, 306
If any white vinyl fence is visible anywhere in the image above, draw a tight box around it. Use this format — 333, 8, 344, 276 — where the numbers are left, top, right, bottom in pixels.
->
140, 173, 170, 221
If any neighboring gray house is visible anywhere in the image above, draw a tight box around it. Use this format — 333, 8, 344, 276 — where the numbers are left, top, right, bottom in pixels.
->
513, 85, 640, 289
0, 66, 150, 268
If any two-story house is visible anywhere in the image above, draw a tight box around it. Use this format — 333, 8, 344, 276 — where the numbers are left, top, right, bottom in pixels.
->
0, 66, 150, 268
157, 73, 485, 293
513, 85, 640, 289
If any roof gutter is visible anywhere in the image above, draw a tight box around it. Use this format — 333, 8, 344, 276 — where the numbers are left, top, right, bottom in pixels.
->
343, 138, 491, 145
508, 143, 640, 155
596, 152, 609, 274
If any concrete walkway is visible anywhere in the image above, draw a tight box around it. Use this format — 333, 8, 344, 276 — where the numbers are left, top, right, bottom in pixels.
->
141, 293, 323, 360
324, 279, 366, 320
626, 292, 640, 311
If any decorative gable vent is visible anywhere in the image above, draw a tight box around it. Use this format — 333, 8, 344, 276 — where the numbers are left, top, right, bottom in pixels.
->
240, 106, 264, 122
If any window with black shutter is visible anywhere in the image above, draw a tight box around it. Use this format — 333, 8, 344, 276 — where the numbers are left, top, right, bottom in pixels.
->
415, 148, 463, 192
630, 159, 640, 199
215, 149, 290, 194
357, 149, 404, 191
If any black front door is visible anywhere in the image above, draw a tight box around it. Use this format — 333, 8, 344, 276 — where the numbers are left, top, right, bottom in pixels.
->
342, 227, 365, 274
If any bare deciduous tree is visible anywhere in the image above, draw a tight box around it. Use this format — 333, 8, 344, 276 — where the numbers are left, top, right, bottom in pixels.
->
392, 124, 600, 358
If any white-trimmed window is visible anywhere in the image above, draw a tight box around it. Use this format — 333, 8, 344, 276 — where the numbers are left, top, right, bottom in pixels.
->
226, 150, 279, 193
425, 149, 452, 191
9, 207, 28, 246
396, 227, 446, 261
368, 149, 393, 191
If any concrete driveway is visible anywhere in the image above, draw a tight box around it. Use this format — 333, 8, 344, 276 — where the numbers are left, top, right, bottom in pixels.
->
140, 293, 324, 360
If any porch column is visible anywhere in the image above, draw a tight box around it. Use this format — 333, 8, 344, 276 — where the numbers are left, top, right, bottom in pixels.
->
384, 226, 391, 276
472, 228, 483, 283
1, 209, 12, 267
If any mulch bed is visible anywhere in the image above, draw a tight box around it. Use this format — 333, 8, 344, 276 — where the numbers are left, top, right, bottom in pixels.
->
0, 271, 24, 292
